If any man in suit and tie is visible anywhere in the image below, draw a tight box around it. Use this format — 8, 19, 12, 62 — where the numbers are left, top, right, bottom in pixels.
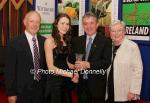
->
70, 12, 112, 103
5, 11, 46, 103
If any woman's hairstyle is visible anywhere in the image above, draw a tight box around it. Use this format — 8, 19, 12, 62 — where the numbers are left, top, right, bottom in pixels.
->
52, 13, 72, 52
109, 20, 126, 31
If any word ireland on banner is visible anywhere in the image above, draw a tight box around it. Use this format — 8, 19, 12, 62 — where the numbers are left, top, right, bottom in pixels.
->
122, 0, 150, 41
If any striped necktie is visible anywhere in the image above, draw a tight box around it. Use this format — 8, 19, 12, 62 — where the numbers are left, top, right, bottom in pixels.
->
32, 37, 41, 81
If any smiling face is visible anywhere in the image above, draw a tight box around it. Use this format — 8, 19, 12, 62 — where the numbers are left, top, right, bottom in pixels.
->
57, 17, 70, 36
82, 16, 98, 36
23, 12, 41, 36
110, 23, 125, 46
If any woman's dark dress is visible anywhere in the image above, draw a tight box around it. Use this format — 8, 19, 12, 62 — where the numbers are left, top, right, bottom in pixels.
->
45, 46, 72, 103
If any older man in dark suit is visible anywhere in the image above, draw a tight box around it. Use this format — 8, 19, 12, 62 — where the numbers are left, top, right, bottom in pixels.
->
70, 12, 112, 103
5, 11, 46, 103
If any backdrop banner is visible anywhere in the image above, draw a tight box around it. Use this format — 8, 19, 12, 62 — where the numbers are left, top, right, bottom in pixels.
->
122, 0, 150, 41
35, 0, 55, 36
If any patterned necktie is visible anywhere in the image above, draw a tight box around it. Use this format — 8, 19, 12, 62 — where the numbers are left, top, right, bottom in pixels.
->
32, 37, 41, 81
83, 37, 93, 79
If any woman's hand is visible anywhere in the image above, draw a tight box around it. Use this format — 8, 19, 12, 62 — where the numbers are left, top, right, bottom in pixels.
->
128, 92, 138, 101
8, 96, 17, 103
71, 72, 79, 83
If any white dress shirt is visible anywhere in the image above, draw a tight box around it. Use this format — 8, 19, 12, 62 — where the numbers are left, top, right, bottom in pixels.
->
86, 33, 97, 48
25, 30, 39, 61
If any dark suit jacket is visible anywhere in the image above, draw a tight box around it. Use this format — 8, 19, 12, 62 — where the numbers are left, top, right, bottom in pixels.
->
70, 32, 112, 98
5, 33, 46, 96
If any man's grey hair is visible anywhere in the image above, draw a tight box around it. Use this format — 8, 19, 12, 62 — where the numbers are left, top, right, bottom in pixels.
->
110, 20, 126, 31
82, 12, 98, 22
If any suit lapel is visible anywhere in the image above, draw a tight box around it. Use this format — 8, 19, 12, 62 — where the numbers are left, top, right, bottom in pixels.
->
21, 34, 33, 65
37, 36, 44, 66
81, 35, 86, 60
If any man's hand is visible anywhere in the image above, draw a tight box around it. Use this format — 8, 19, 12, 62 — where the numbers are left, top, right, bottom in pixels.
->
75, 61, 90, 71
8, 96, 17, 103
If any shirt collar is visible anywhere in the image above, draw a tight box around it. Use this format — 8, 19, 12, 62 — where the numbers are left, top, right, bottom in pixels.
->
25, 30, 38, 41
86, 32, 97, 41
